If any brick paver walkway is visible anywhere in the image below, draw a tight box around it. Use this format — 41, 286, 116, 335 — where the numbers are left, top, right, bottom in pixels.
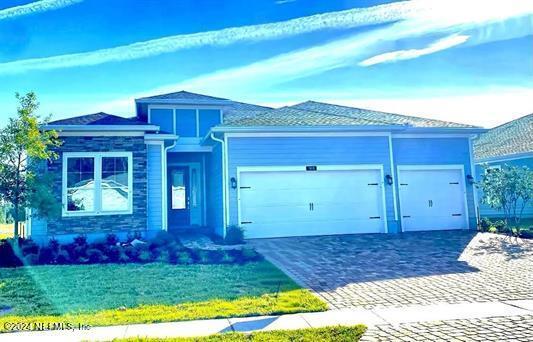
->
362, 314, 533, 342
251, 231, 533, 309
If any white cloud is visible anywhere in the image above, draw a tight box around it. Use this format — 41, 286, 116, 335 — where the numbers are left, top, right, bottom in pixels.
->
359, 34, 470, 66
328, 88, 533, 128
0, 0, 82, 20
0, 0, 462, 75
94, 0, 532, 114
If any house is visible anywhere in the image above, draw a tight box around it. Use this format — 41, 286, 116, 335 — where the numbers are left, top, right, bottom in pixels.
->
27, 91, 486, 243
474, 113, 533, 219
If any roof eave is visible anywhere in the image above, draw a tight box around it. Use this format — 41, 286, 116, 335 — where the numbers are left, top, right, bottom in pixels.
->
144, 133, 179, 140
42, 124, 160, 132
475, 151, 533, 164
402, 127, 487, 134
210, 125, 409, 133
210, 125, 487, 134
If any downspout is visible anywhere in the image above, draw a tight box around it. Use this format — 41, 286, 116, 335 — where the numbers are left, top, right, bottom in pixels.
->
210, 132, 227, 237
162, 139, 177, 231
469, 135, 480, 229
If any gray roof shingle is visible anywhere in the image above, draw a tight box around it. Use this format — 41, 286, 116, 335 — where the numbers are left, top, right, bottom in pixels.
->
220, 106, 394, 127
291, 101, 477, 128
474, 113, 533, 161
136, 90, 229, 102
221, 100, 479, 128
223, 101, 273, 123
49, 112, 148, 126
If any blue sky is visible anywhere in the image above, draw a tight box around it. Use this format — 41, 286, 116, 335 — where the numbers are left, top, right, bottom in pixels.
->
0, 0, 532, 127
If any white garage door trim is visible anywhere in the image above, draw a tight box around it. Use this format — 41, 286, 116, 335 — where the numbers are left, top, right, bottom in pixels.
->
236, 164, 389, 237
397, 164, 470, 232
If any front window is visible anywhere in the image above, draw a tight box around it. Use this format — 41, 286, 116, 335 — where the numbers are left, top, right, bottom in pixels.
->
66, 157, 95, 212
63, 152, 133, 216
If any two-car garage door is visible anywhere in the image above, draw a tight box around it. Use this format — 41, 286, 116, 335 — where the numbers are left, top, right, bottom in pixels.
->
238, 167, 386, 239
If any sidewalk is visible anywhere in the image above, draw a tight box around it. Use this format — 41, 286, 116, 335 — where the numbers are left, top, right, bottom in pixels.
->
3, 300, 533, 341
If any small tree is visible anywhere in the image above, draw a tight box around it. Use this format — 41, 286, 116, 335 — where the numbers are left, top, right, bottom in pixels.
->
479, 164, 533, 225
0, 92, 61, 237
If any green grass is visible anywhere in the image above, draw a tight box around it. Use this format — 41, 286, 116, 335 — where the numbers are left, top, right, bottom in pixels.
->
0, 261, 326, 332
115, 326, 367, 342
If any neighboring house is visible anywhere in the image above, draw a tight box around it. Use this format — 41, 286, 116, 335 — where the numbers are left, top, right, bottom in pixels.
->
27, 91, 486, 243
474, 113, 533, 219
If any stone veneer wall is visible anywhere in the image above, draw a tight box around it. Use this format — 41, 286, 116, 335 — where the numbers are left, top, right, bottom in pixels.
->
46, 136, 147, 236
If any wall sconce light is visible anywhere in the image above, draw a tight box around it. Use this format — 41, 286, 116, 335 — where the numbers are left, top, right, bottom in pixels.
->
385, 174, 393, 185
230, 177, 237, 189
466, 175, 475, 185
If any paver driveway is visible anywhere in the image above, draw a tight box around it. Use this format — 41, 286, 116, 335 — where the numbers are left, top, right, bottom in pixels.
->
250, 231, 533, 309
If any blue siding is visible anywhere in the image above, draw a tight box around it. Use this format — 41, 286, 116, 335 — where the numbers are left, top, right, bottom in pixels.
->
176, 109, 197, 137
392, 138, 477, 229
476, 157, 533, 219
147, 144, 163, 231
199, 109, 221, 137
150, 109, 173, 133
206, 144, 224, 236
29, 215, 48, 244
226, 136, 398, 232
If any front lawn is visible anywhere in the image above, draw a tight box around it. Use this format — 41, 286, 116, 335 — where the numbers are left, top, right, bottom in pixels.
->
115, 325, 367, 342
0, 261, 326, 332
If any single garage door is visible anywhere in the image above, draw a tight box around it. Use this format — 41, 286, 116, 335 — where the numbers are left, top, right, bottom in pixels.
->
397, 167, 468, 232
238, 166, 386, 238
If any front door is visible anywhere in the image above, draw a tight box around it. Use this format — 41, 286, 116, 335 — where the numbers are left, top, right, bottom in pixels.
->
168, 166, 190, 227
167, 163, 203, 228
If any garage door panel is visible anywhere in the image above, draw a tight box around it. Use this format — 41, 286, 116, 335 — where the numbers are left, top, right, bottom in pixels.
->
398, 168, 467, 232
244, 218, 382, 239
239, 167, 386, 238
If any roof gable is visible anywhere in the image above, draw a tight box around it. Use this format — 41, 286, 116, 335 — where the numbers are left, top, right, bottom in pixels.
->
135, 90, 230, 104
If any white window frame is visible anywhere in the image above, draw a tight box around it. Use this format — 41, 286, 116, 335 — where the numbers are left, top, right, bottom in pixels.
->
62, 152, 133, 217
485, 164, 501, 172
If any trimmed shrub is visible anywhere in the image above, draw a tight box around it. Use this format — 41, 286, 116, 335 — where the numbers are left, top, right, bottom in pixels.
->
73, 234, 88, 246
24, 253, 39, 265
138, 250, 153, 263
224, 225, 245, 245
118, 251, 130, 263
151, 231, 175, 247
196, 250, 210, 264
48, 238, 60, 252
0, 240, 22, 267
21, 240, 39, 256
124, 245, 140, 261
479, 217, 492, 232
56, 249, 70, 264
241, 248, 262, 262
38, 246, 56, 264
106, 245, 121, 262
106, 233, 119, 246
87, 248, 106, 263
177, 251, 193, 265
220, 251, 235, 264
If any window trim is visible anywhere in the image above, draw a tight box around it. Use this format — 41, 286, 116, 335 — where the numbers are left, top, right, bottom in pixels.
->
62, 152, 133, 217
148, 105, 222, 138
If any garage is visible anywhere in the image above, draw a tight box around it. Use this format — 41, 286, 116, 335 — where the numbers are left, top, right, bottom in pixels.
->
238, 165, 387, 239
397, 166, 468, 232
